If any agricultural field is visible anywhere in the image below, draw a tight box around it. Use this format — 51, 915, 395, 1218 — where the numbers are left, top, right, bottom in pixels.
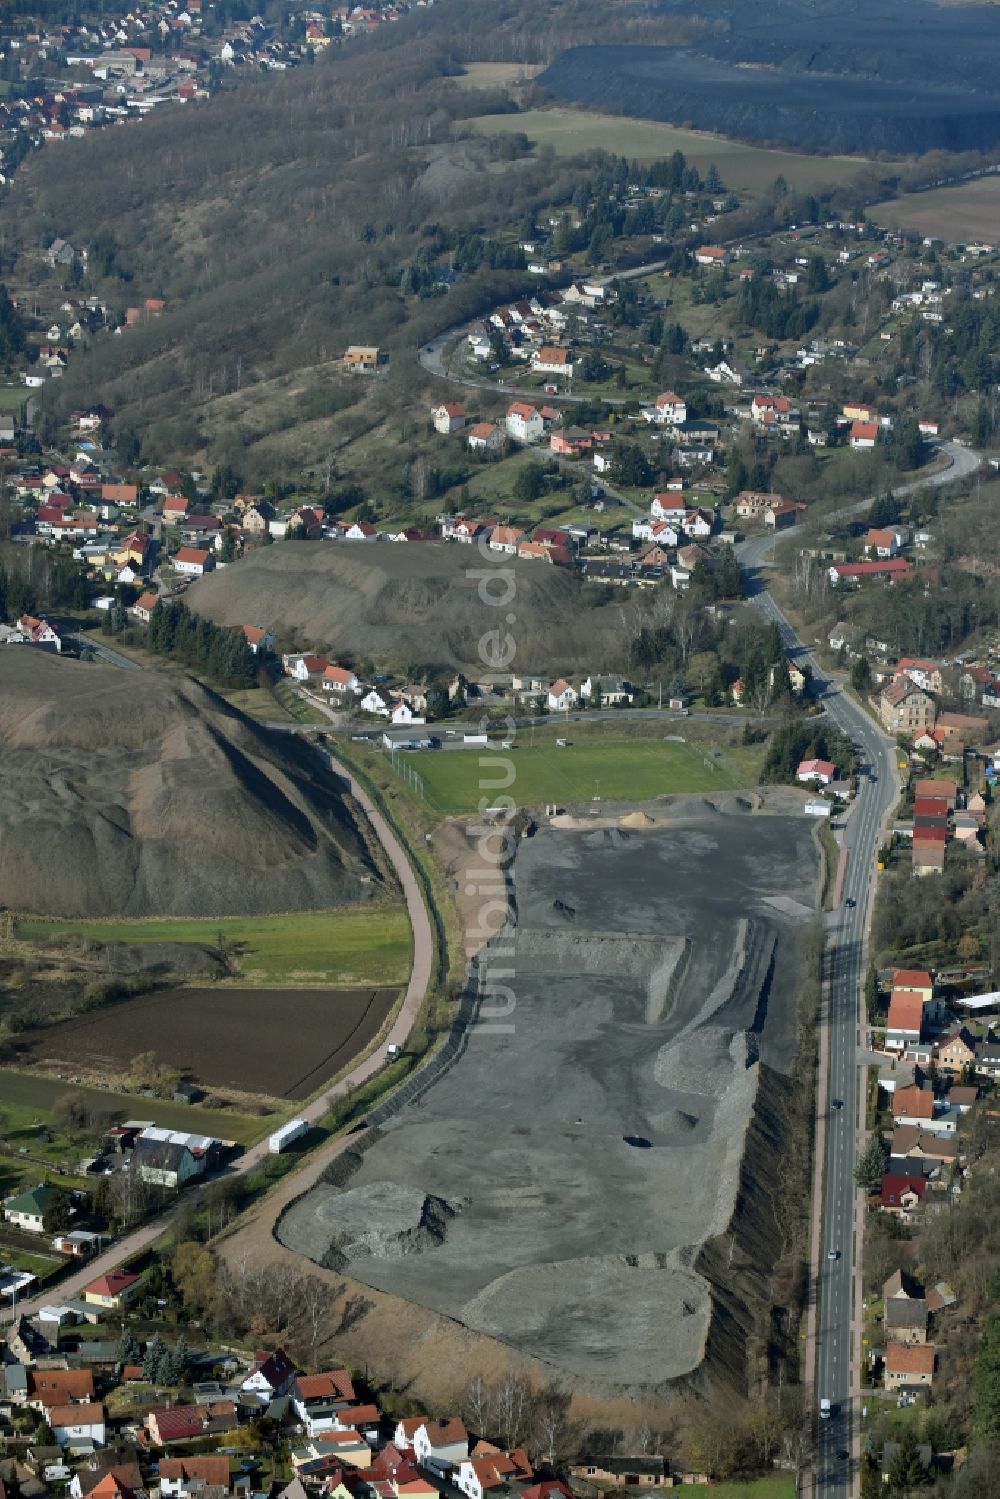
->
20, 984, 398, 1101
386, 728, 764, 814
0, 1067, 267, 1149
467, 108, 882, 192
15, 908, 412, 989
868, 177, 1000, 242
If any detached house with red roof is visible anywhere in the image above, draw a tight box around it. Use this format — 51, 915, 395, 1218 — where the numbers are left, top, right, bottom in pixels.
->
850, 421, 879, 449
884, 1342, 935, 1390
50, 1403, 106, 1448
241, 625, 274, 655
548, 678, 577, 712
531, 346, 574, 380
505, 402, 543, 444
84, 1266, 142, 1310
321, 664, 362, 696
880, 676, 935, 735
643, 391, 687, 427
173, 546, 214, 576
886, 990, 925, 1053
432, 403, 466, 434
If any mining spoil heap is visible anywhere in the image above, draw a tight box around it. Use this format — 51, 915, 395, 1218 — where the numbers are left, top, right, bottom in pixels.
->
279, 798, 818, 1388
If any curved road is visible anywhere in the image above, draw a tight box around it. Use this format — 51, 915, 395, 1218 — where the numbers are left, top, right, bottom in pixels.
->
1, 749, 434, 1325
738, 436, 980, 1499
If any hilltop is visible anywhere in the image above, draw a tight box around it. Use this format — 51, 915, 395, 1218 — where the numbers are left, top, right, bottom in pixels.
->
185, 541, 628, 674
0, 651, 384, 918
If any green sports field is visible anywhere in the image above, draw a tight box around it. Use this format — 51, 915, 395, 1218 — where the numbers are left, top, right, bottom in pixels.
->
391, 735, 761, 813
15, 907, 412, 988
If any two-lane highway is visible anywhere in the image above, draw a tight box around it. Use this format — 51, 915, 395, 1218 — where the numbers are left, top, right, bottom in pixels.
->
738, 543, 897, 1497
737, 438, 978, 1496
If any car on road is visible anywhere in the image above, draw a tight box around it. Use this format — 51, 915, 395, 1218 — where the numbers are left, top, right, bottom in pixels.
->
820, 1399, 833, 1419
832, 1098, 843, 1110
828, 1248, 840, 1260
845, 897, 856, 908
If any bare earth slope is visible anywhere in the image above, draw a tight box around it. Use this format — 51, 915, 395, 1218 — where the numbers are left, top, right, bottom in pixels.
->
185, 542, 626, 674
0, 652, 382, 917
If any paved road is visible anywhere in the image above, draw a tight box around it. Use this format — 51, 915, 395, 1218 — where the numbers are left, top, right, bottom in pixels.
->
736, 434, 980, 1498
1, 749, 434, 1326
72, 634, 142, 671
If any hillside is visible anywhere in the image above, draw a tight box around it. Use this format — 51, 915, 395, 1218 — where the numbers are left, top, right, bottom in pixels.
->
185, 541, 628, 673
0, 651, 385, 918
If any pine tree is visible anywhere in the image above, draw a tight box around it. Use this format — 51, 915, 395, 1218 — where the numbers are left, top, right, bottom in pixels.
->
143, 1334, 167, 1382
854, 1132, 888, 1192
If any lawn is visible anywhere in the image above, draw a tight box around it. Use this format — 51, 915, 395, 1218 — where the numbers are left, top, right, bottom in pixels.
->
15, 908, 412, 988
708, 1479, 796, 1499
467, 108, 884, 192
0, 1068, 268, 1147
388, 731, 762, 813
0, 386, 25, 415
452, 62, 542, 90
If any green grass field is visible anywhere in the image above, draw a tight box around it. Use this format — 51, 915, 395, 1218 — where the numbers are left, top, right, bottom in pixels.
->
468, 108, 884, 192
390, 733, 762, 813
15, 908, 412, 988
0, 386, 25, 415
0, 1068, 268, 1147
708, 1478, 796, 1499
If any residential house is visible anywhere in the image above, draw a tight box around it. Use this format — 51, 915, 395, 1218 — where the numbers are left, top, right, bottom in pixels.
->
548, 679, 578, 712
466, 422, 504, 452
361, 689, 391, 717
866, 528, 900, 559
913, 781, 957, 811
531, 346, 573, 380
4, 1184, 59, 1234
880, 676, 935, 735
49, 1403, 106, 1448
132, 590, 158, 623
243, 1349, 297, 1399
283, 653, 328, 682
885, 991, 924, 1053
83, 1269, 142, 1311
830, 559, 913, 588
440, 515, 492, 544
158, 1458, 232, 1497
643, 391, 687, 426
893, 969, 935, 1004
412, 1418, 469, 1467
28, 1370, 95, 1413
891, 1127, 958, 1165
162, 495, 189, 525
879, 1175, 928, 1220
432, 404, 466, 434
172, 546, 214, 576
884, 1342, 935, 1390
17, 615, 62, 651
897, 658, 943, 694
884, 1295, 929, 1342
488, 525, 525, 555
343, 346, 380, 372
505, 403, 544, 444
892, 1085, 935, 1130
454, 1455, 517, 1499
241, 626, 274, 655
70, 1460, 144, 1499
321, 665, 362, 696
937, 1026, 977, 1076
884, 1268, 924, 1304
147, 1404, 237, 1447
735, 490, 785, 520
580, 675, 634, 705
797, 758, 836, 786
694, 245, 729, 266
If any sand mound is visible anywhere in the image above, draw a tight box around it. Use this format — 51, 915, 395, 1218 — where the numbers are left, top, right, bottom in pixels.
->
0, 652, 381, 917
621, 810, 654, 827
185, 541, 626, 672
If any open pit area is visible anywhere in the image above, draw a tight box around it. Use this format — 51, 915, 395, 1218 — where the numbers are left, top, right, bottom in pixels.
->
278, 796, 819, 1388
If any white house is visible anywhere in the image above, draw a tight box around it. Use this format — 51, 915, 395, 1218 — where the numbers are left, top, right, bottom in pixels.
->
643, 391, 687, 426
49, 1403, 106, 1448
547, 678, 577, 712
172, 545, 213, 576
796, 758, 836, 785
412, 1418, 469, 1467
530, 347, 573, 380
242, 1347, 297, 1398
505, 402, 544, 444
321, 665, 362, 696
432, 403, 466, 434
391, 701, 425, 726
361, 688, 391, 717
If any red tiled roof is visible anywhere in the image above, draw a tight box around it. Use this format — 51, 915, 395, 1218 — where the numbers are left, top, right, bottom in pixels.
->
887, 991, 924, 1034
885, 1342, 934, 1375
85, 1267, 140, 1299
880, 1174, 928, 1207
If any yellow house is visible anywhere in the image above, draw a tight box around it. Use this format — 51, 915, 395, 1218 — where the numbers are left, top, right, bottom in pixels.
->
83, 1266, 142, 1309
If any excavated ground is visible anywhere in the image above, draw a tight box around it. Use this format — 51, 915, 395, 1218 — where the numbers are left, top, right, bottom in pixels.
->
279, 796, 818, 1387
